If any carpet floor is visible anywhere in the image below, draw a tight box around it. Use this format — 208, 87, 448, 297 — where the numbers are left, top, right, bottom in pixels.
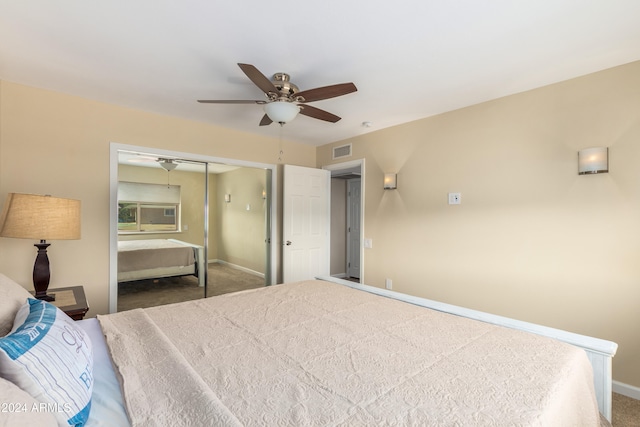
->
613, 392, 640, 426
117, 263, 265, 312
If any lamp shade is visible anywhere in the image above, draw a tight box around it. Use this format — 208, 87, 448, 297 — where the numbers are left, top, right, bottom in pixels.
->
0, 193, 81, 240
578, 147, 608, 175
264, 101, 300, 124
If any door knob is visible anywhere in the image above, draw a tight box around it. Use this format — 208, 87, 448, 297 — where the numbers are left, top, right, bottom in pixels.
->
285, 240, 292, 246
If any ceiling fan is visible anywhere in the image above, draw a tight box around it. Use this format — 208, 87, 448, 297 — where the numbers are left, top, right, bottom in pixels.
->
122, 154, 181, 170
198, 63, 357, 126
157, 158, 178, 171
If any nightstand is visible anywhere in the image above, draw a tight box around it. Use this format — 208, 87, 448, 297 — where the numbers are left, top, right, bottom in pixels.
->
30, 286, 90, 320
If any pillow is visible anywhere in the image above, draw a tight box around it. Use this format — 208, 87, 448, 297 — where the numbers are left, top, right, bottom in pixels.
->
0, 376, 57, 427
0, 299, 93, 426
0, 273, 32, 337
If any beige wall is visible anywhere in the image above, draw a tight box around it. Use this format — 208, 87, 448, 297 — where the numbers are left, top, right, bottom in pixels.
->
317, 61, 640, 388
215, 167, 268, 274
208, 173, 219, 261
0, 80, 315, 316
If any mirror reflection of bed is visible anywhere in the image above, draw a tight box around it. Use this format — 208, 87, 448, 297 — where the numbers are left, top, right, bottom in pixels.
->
116, 150, 271, 311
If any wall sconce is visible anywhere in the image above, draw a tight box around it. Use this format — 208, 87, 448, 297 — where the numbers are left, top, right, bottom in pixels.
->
578, 147, 608, 175
383, 173, 397, 190
261, 189, 266, 200
224, 194, 231, 203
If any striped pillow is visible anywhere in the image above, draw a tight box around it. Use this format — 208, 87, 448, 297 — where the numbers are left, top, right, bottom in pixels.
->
0, 299, 93, 426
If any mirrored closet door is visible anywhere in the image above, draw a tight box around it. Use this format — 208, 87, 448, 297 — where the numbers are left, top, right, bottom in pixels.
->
112, 147, 273, 312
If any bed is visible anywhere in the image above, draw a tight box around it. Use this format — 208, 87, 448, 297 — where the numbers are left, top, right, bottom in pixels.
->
0, 274, 617, 426
117, 239, 205, 287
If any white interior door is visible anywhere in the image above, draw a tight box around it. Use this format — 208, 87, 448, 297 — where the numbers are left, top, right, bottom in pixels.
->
283, 164, 330, 283
347, 178, 361, 279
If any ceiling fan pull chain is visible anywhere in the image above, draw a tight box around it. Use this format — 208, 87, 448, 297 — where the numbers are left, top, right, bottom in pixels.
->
278, 123, 284, 163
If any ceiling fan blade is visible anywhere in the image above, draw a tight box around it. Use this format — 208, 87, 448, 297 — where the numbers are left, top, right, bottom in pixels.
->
238, 63, 279, 96
298, 104, 341, 123
197, 100, 266, 104
259, 114, 273, 126
294, 82, 357, 103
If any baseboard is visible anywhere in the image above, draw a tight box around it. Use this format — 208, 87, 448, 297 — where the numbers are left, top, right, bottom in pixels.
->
613, 380, 640, 400
209, 259, 264, 279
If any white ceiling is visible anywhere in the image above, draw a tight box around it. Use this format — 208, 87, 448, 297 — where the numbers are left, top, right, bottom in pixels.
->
2, 1, 640, 147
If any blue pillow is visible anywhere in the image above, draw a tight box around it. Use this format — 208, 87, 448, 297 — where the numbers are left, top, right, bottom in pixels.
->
0, 298, 93, 426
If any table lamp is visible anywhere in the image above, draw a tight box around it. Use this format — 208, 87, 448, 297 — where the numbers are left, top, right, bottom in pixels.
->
0, 193, 81, 301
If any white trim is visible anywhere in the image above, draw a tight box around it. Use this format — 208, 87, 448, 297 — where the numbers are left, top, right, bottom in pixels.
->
613, 380, 640, 400
110, 142, 277, 313
210, 259, 265, 279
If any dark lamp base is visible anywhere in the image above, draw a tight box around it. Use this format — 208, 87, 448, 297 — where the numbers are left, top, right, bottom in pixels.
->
33, 292, 55, 302
33, 241, 56, 302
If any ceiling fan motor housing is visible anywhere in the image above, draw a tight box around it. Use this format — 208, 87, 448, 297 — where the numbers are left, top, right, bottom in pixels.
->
272, 73, 299, 97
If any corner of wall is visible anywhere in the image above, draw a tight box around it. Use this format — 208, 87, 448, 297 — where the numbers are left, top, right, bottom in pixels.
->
0, 79, 4, 190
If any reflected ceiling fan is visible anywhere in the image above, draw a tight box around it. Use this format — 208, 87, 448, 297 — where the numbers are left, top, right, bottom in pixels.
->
123, 154, 181, 171
157, 158, 178, 171
198, 63, 357, 126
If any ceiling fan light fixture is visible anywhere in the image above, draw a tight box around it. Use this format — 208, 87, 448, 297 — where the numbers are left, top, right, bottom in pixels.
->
264, 101, 300, 124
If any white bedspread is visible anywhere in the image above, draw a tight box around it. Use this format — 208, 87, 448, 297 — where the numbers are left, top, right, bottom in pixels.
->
98, 280, 600, 426
117, 239, 195, 273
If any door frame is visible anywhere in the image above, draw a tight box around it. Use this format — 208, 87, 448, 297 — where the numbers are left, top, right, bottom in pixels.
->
346, 178, 361, 279
323, 159, 365, 284
109, 142, 278, 313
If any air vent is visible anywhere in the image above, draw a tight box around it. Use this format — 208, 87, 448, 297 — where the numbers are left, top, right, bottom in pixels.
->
332, 143, 352, 159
